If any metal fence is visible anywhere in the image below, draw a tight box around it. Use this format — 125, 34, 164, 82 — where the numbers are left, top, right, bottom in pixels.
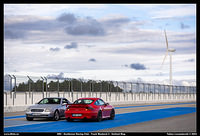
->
4, 74, 196, 106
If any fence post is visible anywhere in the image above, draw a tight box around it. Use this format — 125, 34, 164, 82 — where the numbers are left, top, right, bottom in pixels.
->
27, 76, 33, 98
13, 92, 15, 106
71, 79, 74, 102
134, 83, 136, 101
12, 75, 16, 98
158, 84, 161, 101
44, 77, 48, 98
154, 84, 156, 101
57, 78, 59, 97
175, 85, 177, 100
99, 81, 101, 98
80, 81, 82, 98
177, 86, 179, 100
167, 85, 170, 100
105, 81, 108, 101
118, 82, 120, 101
8, 75, 13, 98
41, 77, 44, 98
84, 81, 86, 98
123, 82, 126, 101
92, 81, 94, 98
131, 82, 133, 100
145, 84, 147, 100
25, 92, 27, 105
171, 85, 173, 100
4, 92, 7, 106
32, 91, 34, 104
193, 87, 195, 100
137, 83, 140, 101
108, 81, 111, 101
141, 83, 144, 101
68, 80, 70, 97
89, 81, 91, 98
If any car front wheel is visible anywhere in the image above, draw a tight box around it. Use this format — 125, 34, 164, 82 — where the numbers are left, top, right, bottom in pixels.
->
53, 110, 60, 121
109, 109, 115, 120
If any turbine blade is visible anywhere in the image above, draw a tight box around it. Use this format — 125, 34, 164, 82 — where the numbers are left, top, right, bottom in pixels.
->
161, 50, 168, 66
164, 30, 169, 49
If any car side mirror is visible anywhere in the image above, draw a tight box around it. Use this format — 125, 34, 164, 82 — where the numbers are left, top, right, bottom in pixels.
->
62, 103, 67, 106
105, 103, 109, 106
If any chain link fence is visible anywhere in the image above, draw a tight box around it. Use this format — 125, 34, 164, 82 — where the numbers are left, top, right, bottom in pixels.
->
4, 74, 196, 106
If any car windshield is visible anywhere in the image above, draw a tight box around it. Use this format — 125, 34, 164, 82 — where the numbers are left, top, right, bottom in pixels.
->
38, 98, 61, 104
73, 99, 94, 104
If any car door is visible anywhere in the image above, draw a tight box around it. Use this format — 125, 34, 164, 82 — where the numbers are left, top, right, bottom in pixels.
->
60, 98, 69, 116
98, 99, 109, 117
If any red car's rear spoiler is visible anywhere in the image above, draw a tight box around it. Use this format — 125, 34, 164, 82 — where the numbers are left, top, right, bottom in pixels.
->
66, 104, 89, 108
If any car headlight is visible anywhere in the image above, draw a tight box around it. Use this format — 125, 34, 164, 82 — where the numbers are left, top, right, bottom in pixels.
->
45, 108, 51, 112
26, 107, 31, 112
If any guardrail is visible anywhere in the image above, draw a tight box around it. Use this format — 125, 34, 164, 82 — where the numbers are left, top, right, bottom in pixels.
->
4, 74, 196, 106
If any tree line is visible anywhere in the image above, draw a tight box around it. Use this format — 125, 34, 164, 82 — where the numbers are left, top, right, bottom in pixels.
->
13, 79, 123, 92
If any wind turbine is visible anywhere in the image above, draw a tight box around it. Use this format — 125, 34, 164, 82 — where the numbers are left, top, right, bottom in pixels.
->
161, 30, 176, 93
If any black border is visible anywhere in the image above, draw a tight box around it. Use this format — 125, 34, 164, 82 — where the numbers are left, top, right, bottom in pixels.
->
1, 1, 199, 136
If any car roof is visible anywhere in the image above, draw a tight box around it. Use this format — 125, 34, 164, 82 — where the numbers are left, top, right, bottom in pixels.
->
43, 97, 65, 99
78, 98, 100, 101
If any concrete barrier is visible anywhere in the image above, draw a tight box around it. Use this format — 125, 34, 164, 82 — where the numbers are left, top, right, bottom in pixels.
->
4, 91, 196, 112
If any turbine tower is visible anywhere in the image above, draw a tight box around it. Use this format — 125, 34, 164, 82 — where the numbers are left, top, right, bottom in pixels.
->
161, 30, 176, 93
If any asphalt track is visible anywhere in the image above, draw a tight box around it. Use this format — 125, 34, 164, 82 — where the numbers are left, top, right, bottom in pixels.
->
4, 102, 196, 132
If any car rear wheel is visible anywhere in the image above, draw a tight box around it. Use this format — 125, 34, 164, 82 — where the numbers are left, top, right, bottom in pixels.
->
26, 117, 33, 121
96, 111, 102, 122
66, 118, 73, 122
109, 109, 115, 120
53, 110, 60, 121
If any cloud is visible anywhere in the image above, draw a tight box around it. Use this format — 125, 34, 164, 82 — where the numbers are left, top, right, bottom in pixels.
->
47, 72, 65, 79
57, 13, 76, 24
89, 58, 96, 62
64, 17, 105, 36
185, 58, 195, 62
151, 5, 196, 19
64, 42, 78, 49
4, 29, 25, 39
180, 22, 190, 29
171, 38, 196, 43
103, 16, 130, 27
57, 13, 106, 36
155, 72, 165, 76
49, 47, 60, 52
122, 64, 128, 67
4, 16, 60, 40
103, 45, 164, 55
130, 63, 147, 70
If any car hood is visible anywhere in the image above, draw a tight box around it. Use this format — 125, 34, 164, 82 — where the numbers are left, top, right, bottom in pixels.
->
28, 104, 60, 109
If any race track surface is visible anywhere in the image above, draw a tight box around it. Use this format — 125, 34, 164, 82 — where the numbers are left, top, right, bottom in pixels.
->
4, 102, 196, 132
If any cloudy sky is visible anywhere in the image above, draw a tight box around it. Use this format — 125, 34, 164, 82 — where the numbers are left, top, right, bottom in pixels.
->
4, 4, 196, 86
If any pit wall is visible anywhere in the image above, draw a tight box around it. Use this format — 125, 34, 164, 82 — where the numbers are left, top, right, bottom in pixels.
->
4, 92, 196, 112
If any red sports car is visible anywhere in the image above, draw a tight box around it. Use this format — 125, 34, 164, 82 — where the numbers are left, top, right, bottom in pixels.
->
65, 98, 115, 122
